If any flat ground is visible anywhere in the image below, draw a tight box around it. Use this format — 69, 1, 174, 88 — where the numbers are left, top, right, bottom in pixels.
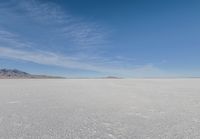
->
0, 79, 200, 139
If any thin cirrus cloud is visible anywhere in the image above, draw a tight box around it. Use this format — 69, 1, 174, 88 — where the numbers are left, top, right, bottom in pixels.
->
16, 0, 108, 48
0, 28, 164, 77
0, 0, 108, 49
0, 46, 167, 77
0, 30, 33, 49
0, 27, 166, 77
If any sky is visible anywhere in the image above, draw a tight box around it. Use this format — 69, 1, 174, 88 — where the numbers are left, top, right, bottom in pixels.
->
0, 0, 200, 77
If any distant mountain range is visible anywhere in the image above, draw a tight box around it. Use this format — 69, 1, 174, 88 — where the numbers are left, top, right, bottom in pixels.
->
103, 76, 122, 79
0, 69, 64, 79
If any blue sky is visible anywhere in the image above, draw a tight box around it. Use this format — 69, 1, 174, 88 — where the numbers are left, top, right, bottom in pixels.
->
0, 0, 200, 77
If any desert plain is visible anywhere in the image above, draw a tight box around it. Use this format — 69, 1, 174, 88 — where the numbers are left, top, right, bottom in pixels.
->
0, 79, 200, 139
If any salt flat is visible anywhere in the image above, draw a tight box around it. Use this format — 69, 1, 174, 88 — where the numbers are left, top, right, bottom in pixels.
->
0, 79, 200, 139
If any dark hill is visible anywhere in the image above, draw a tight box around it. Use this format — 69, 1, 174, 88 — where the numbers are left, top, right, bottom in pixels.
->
0, 69, 64, 79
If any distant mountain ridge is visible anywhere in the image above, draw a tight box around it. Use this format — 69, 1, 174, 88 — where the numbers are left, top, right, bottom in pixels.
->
104, 76, 122, 79
0, 69, 64, 79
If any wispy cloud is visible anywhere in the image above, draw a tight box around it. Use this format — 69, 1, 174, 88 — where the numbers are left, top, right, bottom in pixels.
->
0, 26, 166, 77
0, 0, 110, 60
14, 0, 108, 48
0, 47, 168, 77
0, 29, 33, 48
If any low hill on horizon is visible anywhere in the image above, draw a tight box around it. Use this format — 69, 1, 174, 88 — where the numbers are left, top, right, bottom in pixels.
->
0, 69, 64, 79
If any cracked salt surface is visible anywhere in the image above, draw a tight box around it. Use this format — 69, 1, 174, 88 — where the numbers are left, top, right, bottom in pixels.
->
0, 79, 200, 139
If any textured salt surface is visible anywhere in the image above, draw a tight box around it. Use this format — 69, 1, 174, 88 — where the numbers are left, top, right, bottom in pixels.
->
0, 79, 200, 139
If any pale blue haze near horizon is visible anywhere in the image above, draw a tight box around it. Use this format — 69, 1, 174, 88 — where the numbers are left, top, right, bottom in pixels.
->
0, 0, 200, 77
